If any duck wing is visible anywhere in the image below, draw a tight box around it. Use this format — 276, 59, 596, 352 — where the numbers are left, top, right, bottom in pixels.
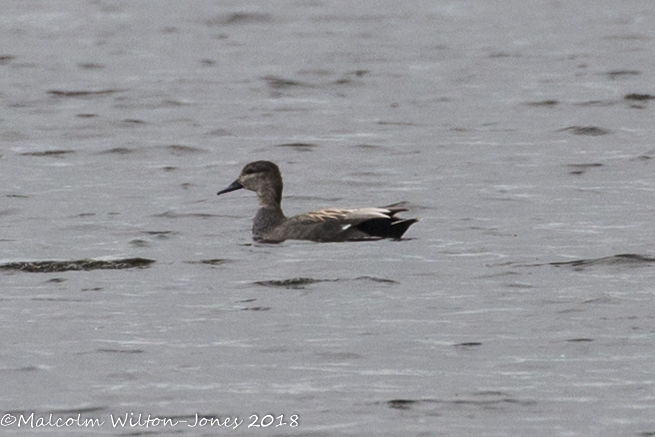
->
265, 207, 417, 242
341, 207, 418, 240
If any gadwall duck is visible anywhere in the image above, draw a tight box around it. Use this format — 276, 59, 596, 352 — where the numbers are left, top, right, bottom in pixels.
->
217, 161, 418, 243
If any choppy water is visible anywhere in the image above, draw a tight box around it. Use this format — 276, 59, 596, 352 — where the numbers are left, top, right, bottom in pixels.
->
2, 1, 655, 436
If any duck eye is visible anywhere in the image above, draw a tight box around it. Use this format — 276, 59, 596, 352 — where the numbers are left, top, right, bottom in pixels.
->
244, 168, 256, 175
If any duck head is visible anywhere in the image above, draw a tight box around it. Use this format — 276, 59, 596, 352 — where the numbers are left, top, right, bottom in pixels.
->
217, 160, 283, 206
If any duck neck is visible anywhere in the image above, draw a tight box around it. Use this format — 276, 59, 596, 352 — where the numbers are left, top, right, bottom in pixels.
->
252, 181, 285, 239
256, 184, 282, 208
253, 204, 286, 239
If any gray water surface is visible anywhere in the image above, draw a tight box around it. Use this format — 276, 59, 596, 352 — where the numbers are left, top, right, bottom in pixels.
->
2, 1, 655, 436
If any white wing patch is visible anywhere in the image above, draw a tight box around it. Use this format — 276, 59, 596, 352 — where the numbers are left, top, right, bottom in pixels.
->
302, 207, 393, 223
343, 208, 391, 220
